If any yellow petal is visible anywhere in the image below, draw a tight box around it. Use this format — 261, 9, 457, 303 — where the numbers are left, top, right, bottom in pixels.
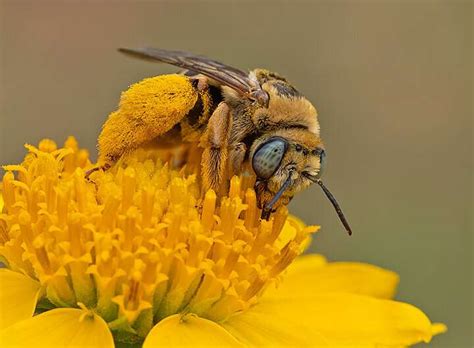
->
268, 255, 399, 299
225, 293, 438, 347
0, 193, 3, 211
0, 269, 41, 329
0, 308, 114, 348
431, 322, 447, 335
285, 253, 328, 273
223, 302, 330, 347
143, 313, 244, 347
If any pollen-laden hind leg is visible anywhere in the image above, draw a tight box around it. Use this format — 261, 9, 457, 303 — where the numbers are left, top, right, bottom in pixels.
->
97, 74, 200, 169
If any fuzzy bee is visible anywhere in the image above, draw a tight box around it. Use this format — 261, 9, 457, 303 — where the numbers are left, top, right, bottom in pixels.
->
94, 47, 352, 234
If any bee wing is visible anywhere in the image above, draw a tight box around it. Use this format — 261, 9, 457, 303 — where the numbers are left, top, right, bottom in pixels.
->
119, 47, 268, 106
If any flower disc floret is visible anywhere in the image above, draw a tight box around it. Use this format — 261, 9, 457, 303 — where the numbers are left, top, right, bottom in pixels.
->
0, 138, 316, 340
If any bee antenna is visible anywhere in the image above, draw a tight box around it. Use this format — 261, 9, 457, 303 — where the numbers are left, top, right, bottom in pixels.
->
315, 179, 353, 236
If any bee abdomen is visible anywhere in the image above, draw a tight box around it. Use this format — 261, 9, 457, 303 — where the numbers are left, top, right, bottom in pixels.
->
98, 74, 198, 165
180, 83, 223, 143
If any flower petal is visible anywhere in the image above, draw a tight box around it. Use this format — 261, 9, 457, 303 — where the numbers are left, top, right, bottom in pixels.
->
431, 322, 447, 335
268, 255, 399, 299
225, 293, 439, 347
0, 269, 41, 329
143, 314, 244, 347
285, 253, 328, 273
223, 303, 330, 347
0, 308, 114, 348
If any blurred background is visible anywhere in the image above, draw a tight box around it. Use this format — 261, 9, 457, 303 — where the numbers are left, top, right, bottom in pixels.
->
1, 1, 472, 346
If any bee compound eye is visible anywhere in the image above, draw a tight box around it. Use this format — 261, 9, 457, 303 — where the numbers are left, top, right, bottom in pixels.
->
252, 138, 288, 179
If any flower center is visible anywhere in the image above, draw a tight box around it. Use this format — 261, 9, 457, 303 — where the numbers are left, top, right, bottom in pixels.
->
0, 137, 316, 338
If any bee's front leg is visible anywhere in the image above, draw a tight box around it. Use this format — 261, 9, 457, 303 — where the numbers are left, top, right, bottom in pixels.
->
200, 102, 231, 197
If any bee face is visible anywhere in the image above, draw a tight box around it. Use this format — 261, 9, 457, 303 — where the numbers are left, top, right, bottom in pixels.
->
250, 128, 325, 212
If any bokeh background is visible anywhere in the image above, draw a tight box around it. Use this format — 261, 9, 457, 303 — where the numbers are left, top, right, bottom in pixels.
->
1, 1, 472, 346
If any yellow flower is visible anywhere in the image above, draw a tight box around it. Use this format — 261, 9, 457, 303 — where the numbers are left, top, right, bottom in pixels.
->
0, 138, 445, 347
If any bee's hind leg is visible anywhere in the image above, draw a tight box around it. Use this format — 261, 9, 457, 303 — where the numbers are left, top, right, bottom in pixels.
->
84, 163, 111, 181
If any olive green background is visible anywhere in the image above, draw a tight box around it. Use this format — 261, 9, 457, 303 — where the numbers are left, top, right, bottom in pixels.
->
0, 1, 472, 346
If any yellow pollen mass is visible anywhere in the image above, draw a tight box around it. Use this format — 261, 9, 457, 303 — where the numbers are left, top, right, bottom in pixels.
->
0, 138, 317, 340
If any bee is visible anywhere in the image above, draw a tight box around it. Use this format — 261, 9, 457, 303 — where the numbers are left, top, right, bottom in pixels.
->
93, 47, 352, 234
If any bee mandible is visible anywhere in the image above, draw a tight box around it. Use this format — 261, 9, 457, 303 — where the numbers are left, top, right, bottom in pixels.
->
93, 48, 352, 234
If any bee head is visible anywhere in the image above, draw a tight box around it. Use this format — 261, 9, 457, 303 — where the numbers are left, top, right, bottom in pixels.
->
250, 128, 352, 235
250, 129, 323, 208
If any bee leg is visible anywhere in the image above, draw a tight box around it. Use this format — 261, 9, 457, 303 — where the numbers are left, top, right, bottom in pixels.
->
261, 208, 272, 221
229, 142, 247, 177
84, 163, 111, 181
201, 102, 231, 196
84, 167, 100, 180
